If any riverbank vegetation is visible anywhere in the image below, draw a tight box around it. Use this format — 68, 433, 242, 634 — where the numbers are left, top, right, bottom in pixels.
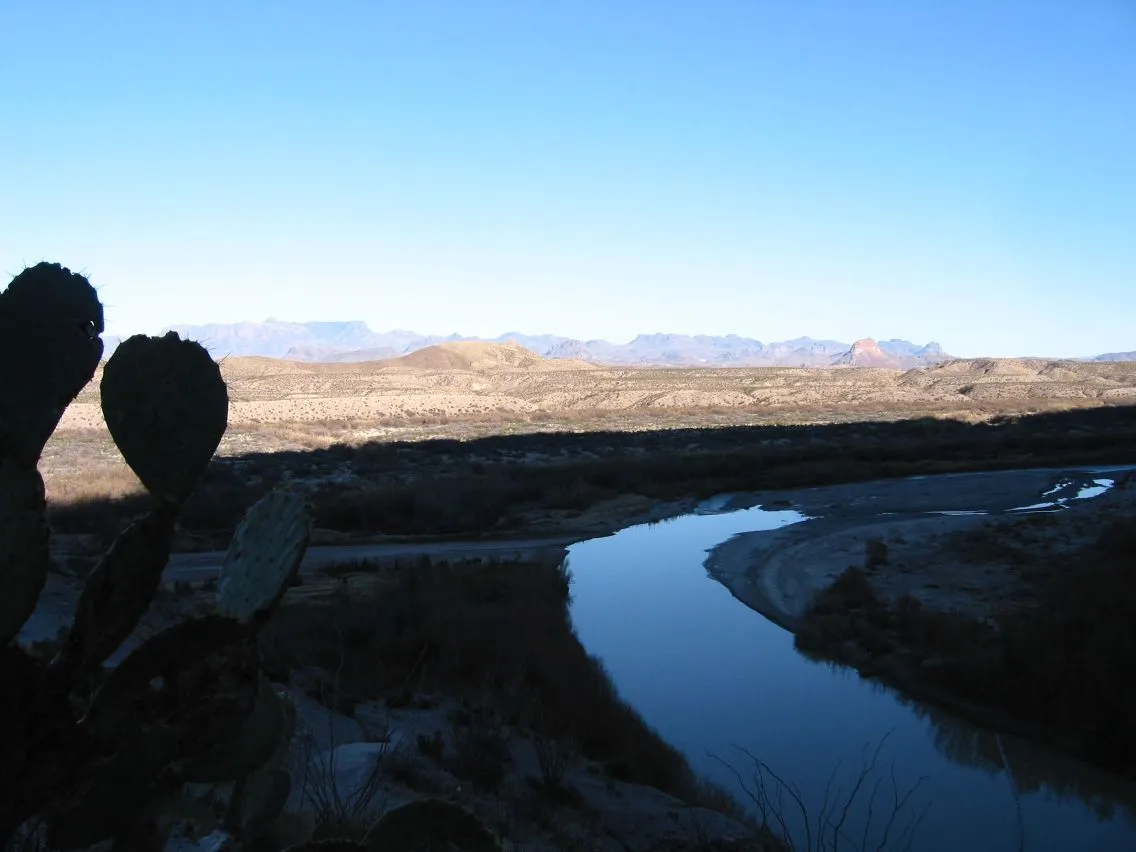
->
795, 513, 1136, 778
259, 556, 740, 813
44, 404, 1136, 548
258, 557, 930, 851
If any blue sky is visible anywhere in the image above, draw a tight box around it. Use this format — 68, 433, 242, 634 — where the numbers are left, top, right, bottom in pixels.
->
2, 1, 1134, 357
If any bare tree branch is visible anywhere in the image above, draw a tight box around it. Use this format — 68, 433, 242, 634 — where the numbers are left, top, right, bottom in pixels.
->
709, 733, 930, 852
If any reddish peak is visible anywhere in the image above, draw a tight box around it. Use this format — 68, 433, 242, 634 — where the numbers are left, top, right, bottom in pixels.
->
835, 337, 901, 369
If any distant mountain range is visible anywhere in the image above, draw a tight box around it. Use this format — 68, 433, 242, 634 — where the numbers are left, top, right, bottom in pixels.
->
130, 319, 1130, 368
153, 320, 953, 368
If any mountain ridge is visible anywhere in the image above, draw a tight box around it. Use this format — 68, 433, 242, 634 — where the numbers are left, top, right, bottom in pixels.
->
146, 319, 1128, 368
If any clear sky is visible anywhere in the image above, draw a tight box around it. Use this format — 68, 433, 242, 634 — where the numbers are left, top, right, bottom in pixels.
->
2, 1, 1134, 357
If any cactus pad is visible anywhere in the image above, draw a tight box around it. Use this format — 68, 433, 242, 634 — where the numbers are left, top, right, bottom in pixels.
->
0, 263, 103, 464
365, 798, 501, 850
0, 645, 102, 843
0, 261, 104, 329
0, 461, 50, 646
100, 332, 228, 505
84, 615, 259, 760
216, 490, 311, 624
177, 676, 287, 782
59, 505, 178, 678
46, 726, 178, 850
239, 767, 292, 839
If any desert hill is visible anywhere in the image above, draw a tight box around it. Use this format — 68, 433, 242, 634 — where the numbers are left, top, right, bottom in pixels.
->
898, 358, 1136, 401
388, 341, 597, 372
62, 350, 1136, 434
195, 343, 595, 380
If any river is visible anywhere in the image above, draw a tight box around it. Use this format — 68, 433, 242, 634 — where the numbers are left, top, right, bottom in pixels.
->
564, 499, 1136, 852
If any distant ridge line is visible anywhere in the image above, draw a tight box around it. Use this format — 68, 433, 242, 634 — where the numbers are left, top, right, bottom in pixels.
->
142, 320, 959, 369
96, 319, 1132, 367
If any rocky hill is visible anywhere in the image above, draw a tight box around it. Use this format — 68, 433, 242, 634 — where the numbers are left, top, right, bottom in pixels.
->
896, 357, 1136, 402
386, 341, 596, 372
832, 338, 903, 369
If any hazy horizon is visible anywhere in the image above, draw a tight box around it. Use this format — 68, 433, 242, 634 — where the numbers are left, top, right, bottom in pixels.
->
158, 320, 949, 353
3, 2, 1134, 359
141, 317, 1127, 362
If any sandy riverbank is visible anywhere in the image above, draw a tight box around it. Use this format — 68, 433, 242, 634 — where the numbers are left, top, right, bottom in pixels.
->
706, 465, 1136, 631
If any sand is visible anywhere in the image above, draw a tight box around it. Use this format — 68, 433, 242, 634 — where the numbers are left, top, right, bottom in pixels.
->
705, 466, 1136, 630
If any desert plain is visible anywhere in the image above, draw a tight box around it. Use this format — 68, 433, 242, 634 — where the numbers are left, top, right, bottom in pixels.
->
57, 341, 1136, 434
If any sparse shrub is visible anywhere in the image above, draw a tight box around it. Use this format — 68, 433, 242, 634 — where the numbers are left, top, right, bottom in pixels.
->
416, 731, 445, 764
449, 705, 512, 792
817, 566, 882, 613
532, 731, 578, 792
895, 593, 923, 621
299, 733, 390, 843
1096, 514, 1136, 558
864, 537, 889, 568
383, 745, 427, 791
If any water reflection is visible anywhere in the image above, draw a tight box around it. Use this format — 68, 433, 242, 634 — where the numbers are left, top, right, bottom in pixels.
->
1009, 476, 1115, 512
565, 499, 1136, 852
907, 695, 1136, 826
802, 655, 1136, 825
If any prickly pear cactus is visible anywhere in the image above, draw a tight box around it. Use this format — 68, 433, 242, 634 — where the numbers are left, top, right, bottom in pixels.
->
0, 263, 101, 645
0, 262, 318, 848
0, 262, 104, 465
83, 614, 261, 760
0, 462, 50, 646
178, 676, 289, 783
364, 799, 501, 851
237, 766, 293, 839
48, 485, 313, 846
216, 489, 311, 624
57, 503, 179, 680
0, 260, 105, 322
100, 331, 228, 505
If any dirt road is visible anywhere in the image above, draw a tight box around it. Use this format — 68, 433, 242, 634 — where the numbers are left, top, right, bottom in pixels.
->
161, 535, 579, 584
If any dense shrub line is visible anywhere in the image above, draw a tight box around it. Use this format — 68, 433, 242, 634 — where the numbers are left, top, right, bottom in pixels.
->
796, 515, 1136, 777
48, 404, 1136, 542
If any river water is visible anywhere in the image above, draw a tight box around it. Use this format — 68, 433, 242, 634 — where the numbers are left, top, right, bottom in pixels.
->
564, 499, 1136, 852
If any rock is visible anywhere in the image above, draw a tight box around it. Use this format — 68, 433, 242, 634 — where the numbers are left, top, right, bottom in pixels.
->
165, 828, 235, 851
572, 773, 751, 851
